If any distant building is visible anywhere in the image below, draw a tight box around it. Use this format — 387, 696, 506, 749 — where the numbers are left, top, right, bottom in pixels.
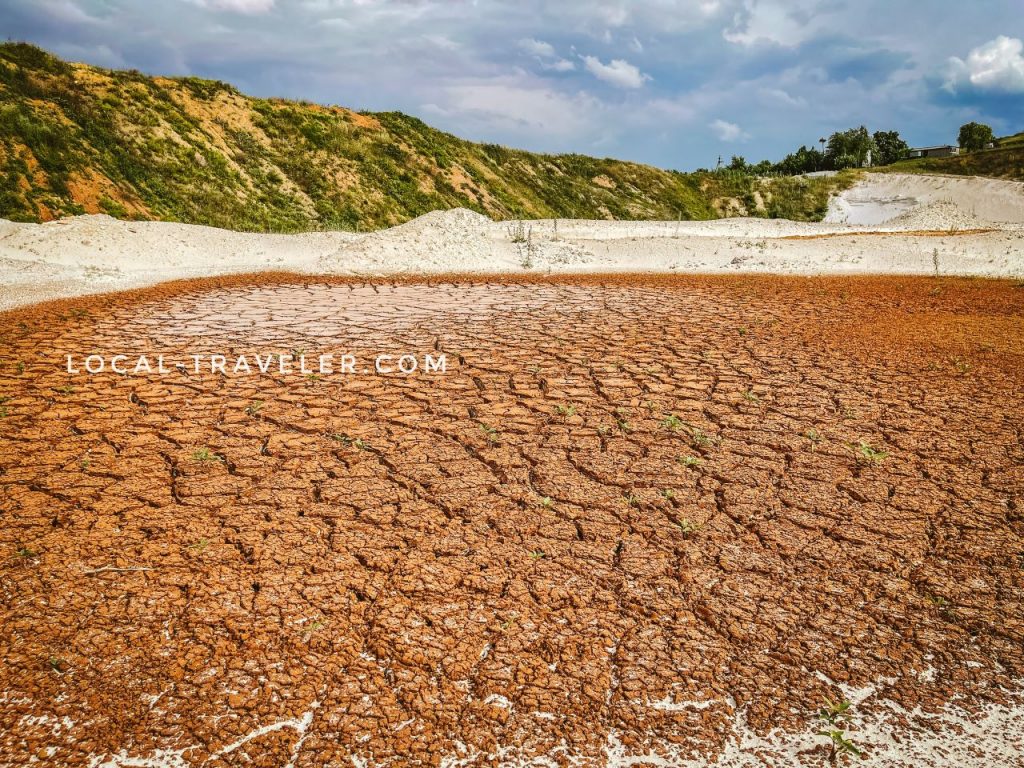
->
908, 145, 960, 159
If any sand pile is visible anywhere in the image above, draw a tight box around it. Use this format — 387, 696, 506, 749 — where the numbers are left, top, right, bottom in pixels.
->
323, 208, 499, 272
884, 199, 992, 230
827, 173, 1024, 226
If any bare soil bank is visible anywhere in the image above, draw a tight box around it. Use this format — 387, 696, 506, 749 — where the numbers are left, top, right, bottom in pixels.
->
1, 274, 1023, 766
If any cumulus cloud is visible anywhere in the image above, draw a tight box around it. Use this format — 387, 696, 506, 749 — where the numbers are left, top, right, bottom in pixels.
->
190, 0, 275, 14
520, 37, 575, 71
724, 0, 821, 47
945, 36, 1024, 93
582, 55, 650, 88
710, 118, 749, 141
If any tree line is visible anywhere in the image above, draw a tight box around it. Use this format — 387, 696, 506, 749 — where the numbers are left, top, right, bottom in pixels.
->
718, 121, 997, 177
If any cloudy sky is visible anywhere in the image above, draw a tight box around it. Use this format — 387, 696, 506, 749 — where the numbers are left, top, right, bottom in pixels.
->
3, 0, 1023, 169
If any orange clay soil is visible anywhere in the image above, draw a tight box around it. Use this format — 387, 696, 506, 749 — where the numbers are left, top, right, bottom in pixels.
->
1, 274, 1022, 766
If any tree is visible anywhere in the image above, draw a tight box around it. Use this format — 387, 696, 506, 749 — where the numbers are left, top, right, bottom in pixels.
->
872, 130, 910, 165
774, 145, 825, 175
958, 122, 994, 152
727, 155, 748, 172
825, 126, 875, 169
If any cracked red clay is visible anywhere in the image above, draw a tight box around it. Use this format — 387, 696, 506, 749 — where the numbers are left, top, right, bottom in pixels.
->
0, 274, 1022, 766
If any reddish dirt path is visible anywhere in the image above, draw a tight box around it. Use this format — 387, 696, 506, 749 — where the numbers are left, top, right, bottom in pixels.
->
1, 275, 1022, 766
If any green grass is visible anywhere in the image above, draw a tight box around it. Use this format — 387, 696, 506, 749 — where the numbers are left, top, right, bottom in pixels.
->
879, 132, 1024, 181
0, 42, 856, 231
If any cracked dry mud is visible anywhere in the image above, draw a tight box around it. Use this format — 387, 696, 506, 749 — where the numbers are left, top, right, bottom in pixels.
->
1, 274, 1023, 767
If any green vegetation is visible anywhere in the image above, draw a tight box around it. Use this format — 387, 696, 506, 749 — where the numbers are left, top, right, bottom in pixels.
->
958, 121, 995, 152
853, 441, 888, 464
816, 698, 861, 763
880, 130, 1024, 181
0, 42, 854, 230
191, 447, 223, 462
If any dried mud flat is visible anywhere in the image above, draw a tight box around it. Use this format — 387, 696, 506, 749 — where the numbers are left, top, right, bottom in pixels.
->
1, 274, 1023, 767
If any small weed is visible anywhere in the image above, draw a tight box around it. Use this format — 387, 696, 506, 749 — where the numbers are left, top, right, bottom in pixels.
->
616, 419, 633, 433
661, 414, 683, 430
189, 537, 210, 552
540, 496, 553, 508
506, 220, 529, 243
554, 403, 577, 417
245, 400, 264, 416
16, 546, 36, 558
528, 549, 546, 560
191, 448, 223, 463
929, 594, 959, 621
305, 373, 321, 383
676, 518, 702, 536
853, 441, 888, 464
689, 428, 714, 448
16, 362, 25, 374
527, 365, 540, 374
479, 423, 500, 444
47, 656, 67, 674
55, 385, 75, 395
741, 389, 760, 403
804, 429, 821, 444
737, 326, 748, 337
816, 698, 861, 763
623, 493, 639, 507
680, 455, 703, 468
660, 488, 675, 500
951, 357, 971, 375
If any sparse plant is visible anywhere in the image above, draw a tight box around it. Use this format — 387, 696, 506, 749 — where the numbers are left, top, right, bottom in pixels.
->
507, 220, 529, 243
676, 518, 702, 536
616, 419, 633, 433
540, 496, 553, 508
479, 423, 500, 444
623, 493, 639, 507
660, 488, 675, 500
528, 549, 546, 560
245, 400, 264, 416
554, 403, 577, 417
742, 389, 760, 403
191, 447, 223, 463
189, 537, 210, 552
661, 414, 683, 430
689, 428, 714, 448
16, 546, 36, 558
816, 698, 861, 763
853, 441, 888, 464
47, 656, 67, 674
680, 455, 703, 468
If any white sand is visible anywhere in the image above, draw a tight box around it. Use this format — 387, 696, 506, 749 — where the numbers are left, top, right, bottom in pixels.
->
2, 172, 1023, 310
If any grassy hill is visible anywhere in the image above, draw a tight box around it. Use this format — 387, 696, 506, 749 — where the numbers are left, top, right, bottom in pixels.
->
879, 132, 1024, 181
0, 43, 852, 232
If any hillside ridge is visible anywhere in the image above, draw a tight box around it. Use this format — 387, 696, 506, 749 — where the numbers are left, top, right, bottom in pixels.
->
0, 43, 852, 232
